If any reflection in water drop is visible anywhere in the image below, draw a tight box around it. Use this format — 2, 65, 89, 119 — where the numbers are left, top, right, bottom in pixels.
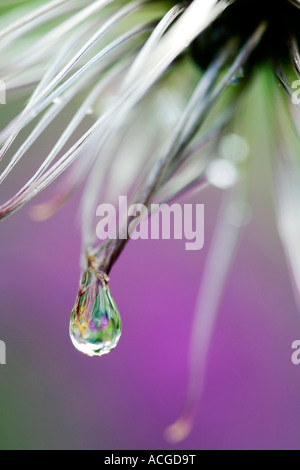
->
69, 267, 122, 357
206, 158, 238, 189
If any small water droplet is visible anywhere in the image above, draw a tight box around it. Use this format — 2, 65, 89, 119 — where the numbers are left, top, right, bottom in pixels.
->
220, 133, 249, 163
231, 67, 244, 85
206, 158, 238, 189
69, 267, 121, 357
52, 97, 62, 105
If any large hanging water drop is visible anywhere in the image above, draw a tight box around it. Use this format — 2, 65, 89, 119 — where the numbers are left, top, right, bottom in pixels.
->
69, 267, 122, 357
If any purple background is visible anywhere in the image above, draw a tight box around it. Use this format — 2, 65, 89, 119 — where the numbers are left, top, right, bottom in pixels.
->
1, 174, 300, 450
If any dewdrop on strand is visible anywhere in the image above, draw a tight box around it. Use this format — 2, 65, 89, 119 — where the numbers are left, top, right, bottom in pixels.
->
69, 266, 121, 357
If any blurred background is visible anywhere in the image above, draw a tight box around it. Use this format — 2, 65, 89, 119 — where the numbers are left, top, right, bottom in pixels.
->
0, 24, 300, 447
1, 144, 300, 450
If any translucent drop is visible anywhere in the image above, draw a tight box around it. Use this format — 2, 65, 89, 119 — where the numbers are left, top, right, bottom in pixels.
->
231, 67, 244, 85
219, 133, 249, 163
52, 97, 62, 105
206, 158, 238, 189
69, 268, 122, 357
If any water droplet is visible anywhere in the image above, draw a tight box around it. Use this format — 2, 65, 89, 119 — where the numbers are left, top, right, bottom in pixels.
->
52, 97, 62, 105
219, 133, 249, 163
69, 268, 121, 357
206, 158, 238, 189
231, 67, 244, 85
